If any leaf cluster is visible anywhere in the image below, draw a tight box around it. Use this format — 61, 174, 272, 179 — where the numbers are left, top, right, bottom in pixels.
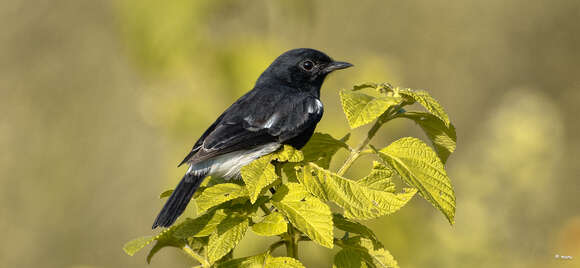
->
124, 82, 457, 267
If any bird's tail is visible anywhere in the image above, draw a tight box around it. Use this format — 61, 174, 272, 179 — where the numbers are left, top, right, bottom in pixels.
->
152, 171, 207, 229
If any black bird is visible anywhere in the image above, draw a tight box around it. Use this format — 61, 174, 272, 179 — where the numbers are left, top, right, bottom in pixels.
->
152, 48, 352, 228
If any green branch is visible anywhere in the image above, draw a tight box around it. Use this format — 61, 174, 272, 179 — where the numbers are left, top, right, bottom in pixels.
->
285, 226, 298, 258
268, 240, 286, 252
337, 106, 400, 176
181, 245, 210, 267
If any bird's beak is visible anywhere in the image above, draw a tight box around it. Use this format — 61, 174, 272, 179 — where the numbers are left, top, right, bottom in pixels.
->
322, 61, 353, 74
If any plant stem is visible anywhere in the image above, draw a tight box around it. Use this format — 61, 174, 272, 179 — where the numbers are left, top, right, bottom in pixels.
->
333, 238, 347, 248
336, 106, 399, 176
182, 245, 210, 267
269, 240, 286, 252
259, 203, 271, 216
337, 121, 382, 176
285, 226, 298, 259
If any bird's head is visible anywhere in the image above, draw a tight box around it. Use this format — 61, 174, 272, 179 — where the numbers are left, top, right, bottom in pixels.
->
256, 48, 353, 94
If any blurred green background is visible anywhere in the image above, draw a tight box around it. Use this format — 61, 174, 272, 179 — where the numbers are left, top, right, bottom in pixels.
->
1, 0, 579, 267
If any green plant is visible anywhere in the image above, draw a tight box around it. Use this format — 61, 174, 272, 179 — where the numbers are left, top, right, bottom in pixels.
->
124, 82, 457, 267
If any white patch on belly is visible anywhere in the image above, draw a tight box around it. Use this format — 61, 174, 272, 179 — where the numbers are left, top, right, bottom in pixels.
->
187, 143, 281, 179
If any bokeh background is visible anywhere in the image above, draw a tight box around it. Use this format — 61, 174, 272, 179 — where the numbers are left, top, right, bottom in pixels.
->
1, 0, 579, 267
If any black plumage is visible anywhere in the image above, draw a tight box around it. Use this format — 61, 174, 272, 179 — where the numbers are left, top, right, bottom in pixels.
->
153, 48, 352, 228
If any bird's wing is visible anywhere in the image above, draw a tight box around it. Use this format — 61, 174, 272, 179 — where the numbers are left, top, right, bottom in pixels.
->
178, 89, 323, 166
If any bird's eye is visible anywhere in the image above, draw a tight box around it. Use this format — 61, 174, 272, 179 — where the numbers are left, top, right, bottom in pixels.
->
301, 60, 314, 71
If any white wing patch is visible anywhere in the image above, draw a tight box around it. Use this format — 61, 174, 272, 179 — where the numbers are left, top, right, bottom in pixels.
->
187, 142, 280, 179
244, 113, 279, 131
308, 99, 323, 114
243, 115, 261, 131
263, 113, 279, 128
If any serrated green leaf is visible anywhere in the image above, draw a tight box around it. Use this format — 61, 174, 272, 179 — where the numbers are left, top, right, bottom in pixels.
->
174, 209, 228, 238
340, 237, 400, 268
377, 137, 455, 224
358, 238, 399, 268
333, 248, 370, 268
217, 252, 305, 268
398, 89, 450, 127
195, 183, 247, 212
281, 164, 301, 183
333, 214, 382, 250
340, 90, 401, 129
224, 195, 269, 216
358, 161, 396, 192
216, 214, 248, 234
273, 145, 304, 162
207, 217, 249, 263
398, 111, 457, 164
252, 212, 288, 236
216, 253, 267, 268
123, 236, 155, 256
176, 198, 261, 240
298, 163, 416, 220
271, 183, 334, 248
302, 132, 350, 169
241, 155, 278, 203
147, 242, 172, 264
124, 222, 190, 262
188, 236, 209, 251
266, 256, 305, 267
199, 175, 225, 187
147, 225, 185, 263
239, 145, 302, 202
